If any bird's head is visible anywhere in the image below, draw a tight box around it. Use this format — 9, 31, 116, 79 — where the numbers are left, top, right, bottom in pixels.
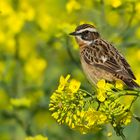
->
69, 24, 100, 45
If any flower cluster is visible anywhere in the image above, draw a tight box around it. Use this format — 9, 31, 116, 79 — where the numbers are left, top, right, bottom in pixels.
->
49, 75, 108, 134
49, 75, 139, 136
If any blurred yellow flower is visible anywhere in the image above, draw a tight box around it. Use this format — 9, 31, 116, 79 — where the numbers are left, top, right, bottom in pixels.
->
19, 0, 35, 21
69, 79, 81, 93
6, 12, 24, 33
107, 132, 112, 137
25, 135, 48, 140
106, 11, 120, 26
10, 97, 31, 108
106, 0, 122, 8
19, 33, 36, 59
66, 0, 81, 13
24, 57, 47, 80
57, 75, 70, 91
135, 2, 140, 14
36, 13, 52, 31
0, 0, 13, 16
111, 0, 122, 8
5, 37, 16, 55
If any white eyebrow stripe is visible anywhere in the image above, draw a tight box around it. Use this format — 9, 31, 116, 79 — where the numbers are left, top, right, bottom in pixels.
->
77, 28, 97, 33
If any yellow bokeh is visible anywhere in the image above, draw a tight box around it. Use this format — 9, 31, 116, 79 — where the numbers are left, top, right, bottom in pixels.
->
66, 0, 81, 13
36, 13, 52, 31
105, 0, 122, 8
0, 31, 5, 43
0, 0, 14, 16
135, 2, 140, 14
5, 37, 16, 55
19, 0, 35, 21
106, 11, 120, 26
24, 57, 47, 80
10, 97, 31, 108
25, 135, 48, 140
5, 12, 24, 33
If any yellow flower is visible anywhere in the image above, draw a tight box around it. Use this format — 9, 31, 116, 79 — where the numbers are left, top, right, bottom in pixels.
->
52, 112, 59, 119
97, 79, 113, 92
115, 80, 124, 90
66, 0, 81, 13
69, 79, 81, 93
105, 83, 114, 91
97, 80, 107, 102
25, 135, 48, 140
97, 79, 106, 89
97, 89, 106, 102
57, 75, 70, 91
120, 113, 132, 126
10, 98, 31, 108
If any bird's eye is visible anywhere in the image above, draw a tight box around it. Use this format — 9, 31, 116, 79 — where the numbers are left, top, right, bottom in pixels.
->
84, 31, 89, 34
81, 31, 91, 40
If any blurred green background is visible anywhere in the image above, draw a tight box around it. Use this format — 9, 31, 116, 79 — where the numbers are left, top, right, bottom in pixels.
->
0, 0, 140, 140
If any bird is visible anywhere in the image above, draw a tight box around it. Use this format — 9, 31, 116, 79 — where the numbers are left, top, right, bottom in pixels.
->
69, 23, 139, 89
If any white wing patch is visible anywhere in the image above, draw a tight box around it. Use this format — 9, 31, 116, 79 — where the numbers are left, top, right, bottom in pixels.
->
101, 56, 107, 63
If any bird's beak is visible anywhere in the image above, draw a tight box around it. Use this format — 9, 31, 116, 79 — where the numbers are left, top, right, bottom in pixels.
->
69, 31, 79, 36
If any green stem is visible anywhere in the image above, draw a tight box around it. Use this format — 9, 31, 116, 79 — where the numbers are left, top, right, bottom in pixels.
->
79, 89, 95, 97
133, 114, 140, 122
120, 132, 127, 140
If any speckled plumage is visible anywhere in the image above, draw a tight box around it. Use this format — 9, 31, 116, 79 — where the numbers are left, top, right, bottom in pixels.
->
70, 24, 139, 88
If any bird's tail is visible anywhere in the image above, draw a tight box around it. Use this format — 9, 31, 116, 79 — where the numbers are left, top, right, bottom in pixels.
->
124, 80, 140, 89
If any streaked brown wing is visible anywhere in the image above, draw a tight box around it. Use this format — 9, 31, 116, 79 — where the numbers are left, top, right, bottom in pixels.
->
110, 43, 136, 80
119, 56, 136, 80
82, 41, 136, 80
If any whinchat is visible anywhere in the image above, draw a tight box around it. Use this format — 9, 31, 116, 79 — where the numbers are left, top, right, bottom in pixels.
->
69, 24, 139, 88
